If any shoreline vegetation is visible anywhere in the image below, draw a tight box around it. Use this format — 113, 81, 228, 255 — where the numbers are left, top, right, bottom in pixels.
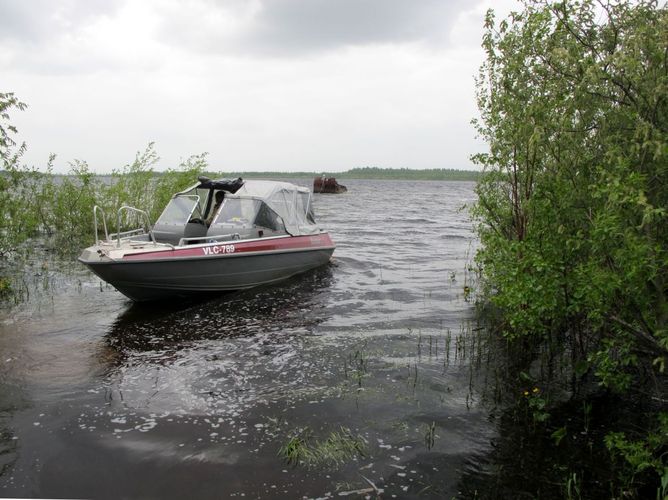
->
470, 0, 667, 498
0, 136, 479, 260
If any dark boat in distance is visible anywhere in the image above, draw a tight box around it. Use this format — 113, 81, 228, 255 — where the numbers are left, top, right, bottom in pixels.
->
313, 176, 347, 194
78, 177, 335, 301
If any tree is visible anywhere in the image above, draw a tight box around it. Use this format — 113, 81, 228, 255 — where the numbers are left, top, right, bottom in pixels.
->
472, 0, 667, 493
474, 0, 667, 381
0, 92, 27, 165
0, 92, 34, 256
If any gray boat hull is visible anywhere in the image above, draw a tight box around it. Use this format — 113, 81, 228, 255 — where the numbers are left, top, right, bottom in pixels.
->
79, 234, 335, 301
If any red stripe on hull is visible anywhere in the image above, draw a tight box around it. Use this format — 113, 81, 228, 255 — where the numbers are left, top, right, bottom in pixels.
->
122, 234, 334, 261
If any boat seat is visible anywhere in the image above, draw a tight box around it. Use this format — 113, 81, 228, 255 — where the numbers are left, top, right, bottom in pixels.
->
183, 220, 208, 240
207, 223, 258, 240
153, 222, 194, 246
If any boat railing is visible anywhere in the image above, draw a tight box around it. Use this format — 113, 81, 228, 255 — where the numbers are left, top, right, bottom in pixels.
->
116, 206, 157, 247
93, 205, 109, 245
177, 233, 241, 246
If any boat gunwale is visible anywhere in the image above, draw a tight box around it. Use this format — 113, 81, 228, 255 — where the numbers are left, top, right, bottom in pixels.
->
78, 235, 335, 266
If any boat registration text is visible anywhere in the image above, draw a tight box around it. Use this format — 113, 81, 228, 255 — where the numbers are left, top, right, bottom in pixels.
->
202, 244, 235, 256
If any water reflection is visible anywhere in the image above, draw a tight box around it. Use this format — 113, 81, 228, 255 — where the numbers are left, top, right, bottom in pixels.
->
95, 264, 341, 425
105, 264, 335, 352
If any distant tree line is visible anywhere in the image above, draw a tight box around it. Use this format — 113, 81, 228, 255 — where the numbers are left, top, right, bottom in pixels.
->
219, 167, 480, 181
339, 167, 479, 180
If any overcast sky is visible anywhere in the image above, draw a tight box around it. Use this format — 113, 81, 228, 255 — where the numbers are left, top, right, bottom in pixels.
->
1, 0, 518, 174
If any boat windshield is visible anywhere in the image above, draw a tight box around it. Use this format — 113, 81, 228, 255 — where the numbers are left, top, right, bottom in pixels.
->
212, 198, 258, 225
156, 196, 200, 225
210, 198, 286, 232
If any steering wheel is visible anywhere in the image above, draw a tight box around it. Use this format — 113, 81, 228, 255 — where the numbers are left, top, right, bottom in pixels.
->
188, 218, 206, 225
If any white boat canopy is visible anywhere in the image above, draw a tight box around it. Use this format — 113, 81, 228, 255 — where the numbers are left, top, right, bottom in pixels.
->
231, 180, 319, 236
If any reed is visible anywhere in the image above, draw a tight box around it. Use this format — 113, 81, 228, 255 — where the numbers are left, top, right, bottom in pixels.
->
0, 143, 211, 301
424, 421, 436, 450
278, 426, 367, 468
1, 143, 208, 260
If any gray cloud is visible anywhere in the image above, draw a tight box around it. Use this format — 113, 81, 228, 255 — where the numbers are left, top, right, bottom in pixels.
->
1, 0, 492, 174
0, 0, 152, 75
0, 0, 475, 76
157, 0, 471, 56
248, 0, 468, 51
0, 0, 124, 45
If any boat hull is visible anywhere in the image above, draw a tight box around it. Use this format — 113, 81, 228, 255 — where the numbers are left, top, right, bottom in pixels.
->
79, 234, 335, 301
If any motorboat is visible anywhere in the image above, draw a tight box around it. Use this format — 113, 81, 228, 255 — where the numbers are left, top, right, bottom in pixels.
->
78, 177, 336, 301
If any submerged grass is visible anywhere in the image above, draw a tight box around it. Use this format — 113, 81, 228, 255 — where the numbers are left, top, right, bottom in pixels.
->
0, 277, 11, 299
278, 426, 367, 468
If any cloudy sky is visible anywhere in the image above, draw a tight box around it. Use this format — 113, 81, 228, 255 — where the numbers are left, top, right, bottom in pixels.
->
1, 0, 517, 173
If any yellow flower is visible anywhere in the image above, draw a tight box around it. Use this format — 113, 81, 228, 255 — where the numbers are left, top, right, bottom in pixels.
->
523, 390, 529, 396
533, 387, 540, 393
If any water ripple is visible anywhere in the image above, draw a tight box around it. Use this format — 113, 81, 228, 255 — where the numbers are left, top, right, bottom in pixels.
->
0, 179, 489, 499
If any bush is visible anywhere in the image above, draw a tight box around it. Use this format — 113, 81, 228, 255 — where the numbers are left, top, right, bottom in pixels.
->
472, 0, 668, 495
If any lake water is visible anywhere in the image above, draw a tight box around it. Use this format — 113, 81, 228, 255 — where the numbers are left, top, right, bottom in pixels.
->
0, 179, 494, 498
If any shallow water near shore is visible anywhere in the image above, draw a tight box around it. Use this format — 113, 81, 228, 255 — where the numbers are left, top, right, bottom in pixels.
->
0, 179, 490, 498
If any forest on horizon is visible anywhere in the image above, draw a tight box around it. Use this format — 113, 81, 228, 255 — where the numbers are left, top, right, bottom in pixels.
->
213, 166, 480, 181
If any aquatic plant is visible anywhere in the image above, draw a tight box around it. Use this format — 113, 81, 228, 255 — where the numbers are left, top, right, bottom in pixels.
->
423, 421, 436, 450
278, 428, 312, 466
343, 343, 370, 392
605, 413, 668, 499
278, 426, 367, 468
564, 472, 582, 500
0, 277, 11, 298
522, 387, 549, 426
